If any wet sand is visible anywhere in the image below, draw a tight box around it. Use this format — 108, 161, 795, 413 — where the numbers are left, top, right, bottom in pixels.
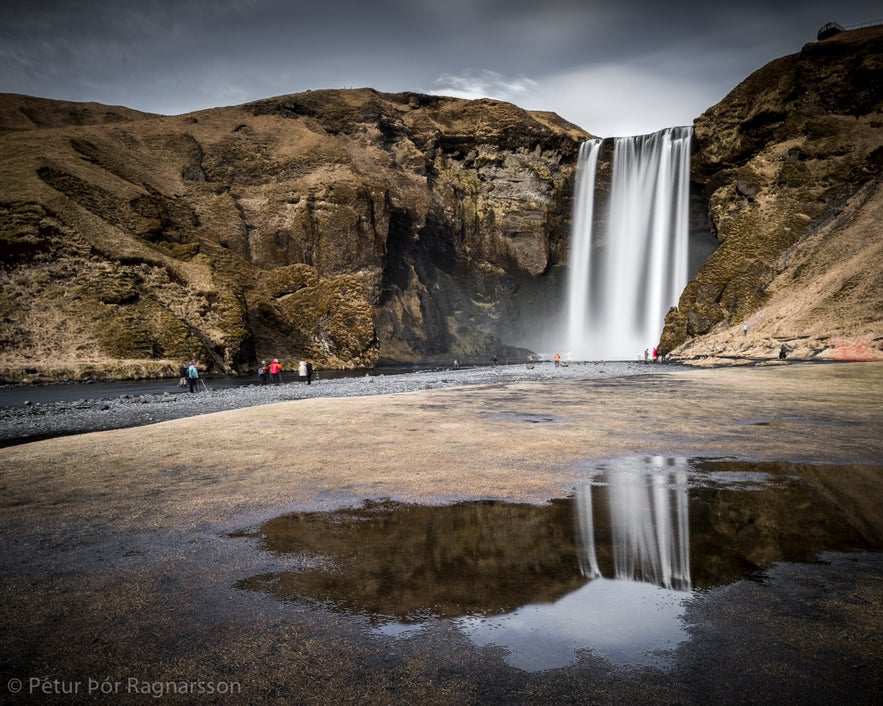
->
1, 362, 881, 704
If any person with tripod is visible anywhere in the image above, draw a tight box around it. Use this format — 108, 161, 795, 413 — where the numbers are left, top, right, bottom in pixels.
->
186, 360, 200, 393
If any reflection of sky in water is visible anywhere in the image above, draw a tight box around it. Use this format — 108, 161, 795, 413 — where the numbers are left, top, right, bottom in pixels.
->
454, 577, 689, 670
373, 578, 689, 671
378, 456, 694, 671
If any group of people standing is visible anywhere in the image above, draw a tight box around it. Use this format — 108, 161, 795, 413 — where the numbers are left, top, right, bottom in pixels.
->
179, 357, 316, 392
258, 358, 314, 385
178, 360, 202, 392
644, 347, 669, 363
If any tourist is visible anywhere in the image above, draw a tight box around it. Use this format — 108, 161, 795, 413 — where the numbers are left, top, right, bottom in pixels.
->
644, 348, 649, 364
652, 347, 658, 362
186, 360, 200, 393
779, 345, 788, 360
554, 353, 561, 368
258, 360, 269, 385
298, 359, 307, 385
269, 359, 282, 385
306, 360, 314, 385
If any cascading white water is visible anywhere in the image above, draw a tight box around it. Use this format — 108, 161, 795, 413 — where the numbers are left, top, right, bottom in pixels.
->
565, 139, 603, 353
565, 127, 692, 360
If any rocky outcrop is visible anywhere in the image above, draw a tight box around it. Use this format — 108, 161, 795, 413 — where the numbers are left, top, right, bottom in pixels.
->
0, 93, 155, 131
662, 25, 883, 363
0, 89, 588, 381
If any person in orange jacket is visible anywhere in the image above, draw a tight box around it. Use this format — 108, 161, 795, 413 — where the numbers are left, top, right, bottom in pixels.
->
269, 359, 282, 385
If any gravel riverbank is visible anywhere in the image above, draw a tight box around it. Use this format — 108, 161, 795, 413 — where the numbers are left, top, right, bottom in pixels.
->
0, 361, 666, 447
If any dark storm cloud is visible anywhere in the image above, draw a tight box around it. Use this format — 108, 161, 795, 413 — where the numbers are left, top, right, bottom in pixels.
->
1, 0, 880, 135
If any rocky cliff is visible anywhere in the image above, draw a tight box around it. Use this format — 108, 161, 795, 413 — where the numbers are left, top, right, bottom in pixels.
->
0, 90, 588, 381
662, 25, 883, 363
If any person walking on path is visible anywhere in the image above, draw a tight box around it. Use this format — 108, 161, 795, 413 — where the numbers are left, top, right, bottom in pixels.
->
186, 360, 200, 393
554, 353, 561, 368
258, 360, 269, 385
306, 360, 314, 385
269, 359, 282, 385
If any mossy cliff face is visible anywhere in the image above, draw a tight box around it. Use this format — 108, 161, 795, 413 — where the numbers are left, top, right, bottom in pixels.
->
663, 26, 883, 362
0, 91, 588, 381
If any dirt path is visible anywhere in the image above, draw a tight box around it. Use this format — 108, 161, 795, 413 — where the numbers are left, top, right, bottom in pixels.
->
1, 362, 881, 704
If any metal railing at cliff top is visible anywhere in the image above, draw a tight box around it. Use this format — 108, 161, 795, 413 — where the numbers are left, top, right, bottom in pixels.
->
818, 19, 883, 40
845, 19, 883, 30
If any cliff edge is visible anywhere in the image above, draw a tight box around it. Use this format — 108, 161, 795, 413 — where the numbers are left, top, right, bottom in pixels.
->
662, 25, 883, 364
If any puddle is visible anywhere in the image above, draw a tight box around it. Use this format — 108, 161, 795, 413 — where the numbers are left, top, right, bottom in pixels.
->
235, 457, 882, 671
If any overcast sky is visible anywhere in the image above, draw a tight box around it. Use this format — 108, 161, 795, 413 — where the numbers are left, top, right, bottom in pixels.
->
1, 0, 880, 137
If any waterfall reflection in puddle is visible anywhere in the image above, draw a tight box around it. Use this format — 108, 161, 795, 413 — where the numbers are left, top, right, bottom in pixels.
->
234, 457, 882, 672
575, 456, 691, 590
415, 457, 692, 670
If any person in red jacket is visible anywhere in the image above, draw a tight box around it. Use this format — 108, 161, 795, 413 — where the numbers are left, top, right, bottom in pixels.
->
269, 359, 282, 385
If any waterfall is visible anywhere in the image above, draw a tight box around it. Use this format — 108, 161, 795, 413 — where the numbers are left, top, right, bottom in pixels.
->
566, 139, 603, 353
565, 127, 692, 360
